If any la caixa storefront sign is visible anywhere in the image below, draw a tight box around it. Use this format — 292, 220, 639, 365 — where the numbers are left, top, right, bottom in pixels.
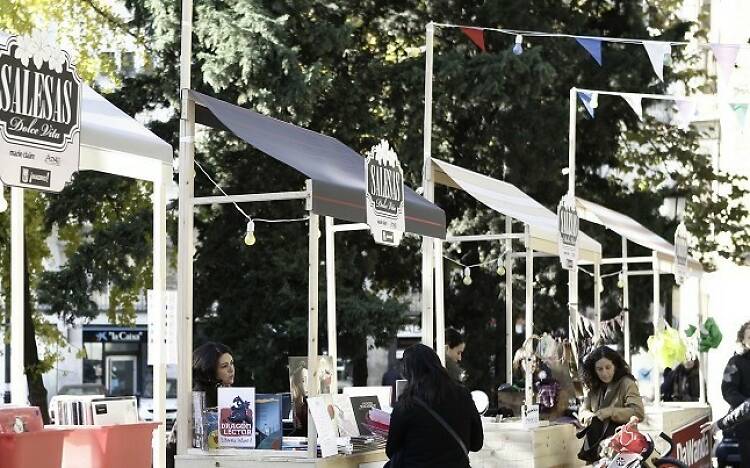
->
0, 31, 81, 193
83, 327, 148, 344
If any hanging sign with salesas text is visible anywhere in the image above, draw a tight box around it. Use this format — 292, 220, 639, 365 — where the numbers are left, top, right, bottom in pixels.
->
365, 140, 405, 246
0, 31, 81, 192
557, 195, 579, 270
674, 222, 689, 285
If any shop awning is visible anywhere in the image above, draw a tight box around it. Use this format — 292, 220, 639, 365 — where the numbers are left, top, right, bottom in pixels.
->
432, 158, 602, 263
0, 32, 173, 183
79, 85, 173, 182
188, 90, 446, 239
575, 197, 703, 272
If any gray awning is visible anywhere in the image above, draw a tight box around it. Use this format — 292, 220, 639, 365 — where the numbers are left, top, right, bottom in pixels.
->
188, 90, 446, 239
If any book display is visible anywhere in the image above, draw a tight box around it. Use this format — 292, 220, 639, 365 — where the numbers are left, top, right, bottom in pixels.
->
217, 387, 255, 448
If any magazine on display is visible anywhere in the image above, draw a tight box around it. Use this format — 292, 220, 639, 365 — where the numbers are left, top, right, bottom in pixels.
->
349, 395, 381, 436
288, 355, 335, 431
255, 393, 283, 450
332, 394, 359, 437
342, 386, 392, 410
218, 387, 255, 448
307, 395, 339, 457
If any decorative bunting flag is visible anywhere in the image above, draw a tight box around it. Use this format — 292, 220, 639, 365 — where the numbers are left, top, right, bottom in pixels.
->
674, 100, 697, 129
577, 91, 597, 118
622, 94, 643, 120
461, 27, 486, 52
731, 103, 749, 129
710, 44, 740, 79
575, 38, 603, 65
643, 41, 672, 82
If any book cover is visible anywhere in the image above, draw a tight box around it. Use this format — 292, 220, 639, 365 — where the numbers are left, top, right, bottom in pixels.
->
255, 393, 283, 450
332, 394, 359, 437
288, 355, 334, 431
307, 395, 339, 458
349, 396, 380, 436
342, 386, 392, 410
218, 387, 255, 448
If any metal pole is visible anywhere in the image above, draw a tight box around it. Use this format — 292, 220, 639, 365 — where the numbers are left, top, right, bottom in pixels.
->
505, 217, 513, 384
307, 212, 320, 457
567, 87, 578, 341
420, 23, 435, 348
622, 238, 630, 365
697, 276, 706, 404
152, 166, 168, 468
325, 217, 337, 392
524, 225, 533, 408
652, 252, 661, 405
435, 241, 445, 365
594, 262, 601, 341
10, 187, 25, 404
176, 0, 195, 448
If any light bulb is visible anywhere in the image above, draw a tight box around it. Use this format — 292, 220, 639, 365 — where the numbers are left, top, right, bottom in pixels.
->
597, 279, 604, 294
663, 52, 672, 67
512, 35, 523, 55
617, 272, 624, 289
496, 258, 506, 276
244, 219, 256, 246
463, 267, 472, 286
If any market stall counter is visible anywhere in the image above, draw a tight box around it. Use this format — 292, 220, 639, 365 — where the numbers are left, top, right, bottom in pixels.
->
470, 420, 583, 468
176, 448, 386, 468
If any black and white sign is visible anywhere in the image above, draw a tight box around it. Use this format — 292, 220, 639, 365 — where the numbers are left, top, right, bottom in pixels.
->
0, 32, 81, 192
365, 140, 405, 246
557, 195, 579, 270
674, 222, 689, 285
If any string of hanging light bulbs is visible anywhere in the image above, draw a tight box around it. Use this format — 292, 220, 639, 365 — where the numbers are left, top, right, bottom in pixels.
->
194, 159, 309, 246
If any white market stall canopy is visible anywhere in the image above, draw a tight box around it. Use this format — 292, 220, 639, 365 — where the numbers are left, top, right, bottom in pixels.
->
188, 90, 446, 239
575, 197, 702, 273
79, 85, 173, 181
432, 158, 602, 263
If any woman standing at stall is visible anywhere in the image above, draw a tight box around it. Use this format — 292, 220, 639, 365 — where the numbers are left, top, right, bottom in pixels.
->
721, 320, 750, 466
577, 346, 645, 463
445, 328, 466, 383
385, 344, 483, 468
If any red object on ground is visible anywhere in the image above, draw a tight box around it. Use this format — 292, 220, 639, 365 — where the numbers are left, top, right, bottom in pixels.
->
54, 422, 160, 468
0, 429, 70, 468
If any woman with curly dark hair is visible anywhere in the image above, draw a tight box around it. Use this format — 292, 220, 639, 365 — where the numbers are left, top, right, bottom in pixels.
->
576, 346, 645, 463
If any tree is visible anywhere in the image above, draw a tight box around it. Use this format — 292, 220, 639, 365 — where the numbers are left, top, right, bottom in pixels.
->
0, 1, 153, 414
105, 0, 750, 398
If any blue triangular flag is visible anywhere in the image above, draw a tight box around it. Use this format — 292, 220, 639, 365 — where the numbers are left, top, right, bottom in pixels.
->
578, 91, 596, 118
576, 38, 603, 65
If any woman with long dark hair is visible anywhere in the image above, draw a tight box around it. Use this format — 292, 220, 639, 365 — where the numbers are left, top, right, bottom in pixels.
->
577, 346, 645, 463
385, 344, 483, 468
192, 341, 235, 408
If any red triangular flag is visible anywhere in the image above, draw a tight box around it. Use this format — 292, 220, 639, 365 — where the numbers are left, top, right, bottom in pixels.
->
461, 27, 485, 52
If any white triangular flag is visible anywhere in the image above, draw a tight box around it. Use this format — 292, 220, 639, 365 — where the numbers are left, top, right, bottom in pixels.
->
643, 41, 671, 82
622, 94, 643, 120
710, 44, 740, 80
674, 100, 697, 129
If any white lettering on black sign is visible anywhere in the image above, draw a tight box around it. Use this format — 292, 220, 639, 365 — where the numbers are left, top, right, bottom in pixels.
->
0, 32, 81, 192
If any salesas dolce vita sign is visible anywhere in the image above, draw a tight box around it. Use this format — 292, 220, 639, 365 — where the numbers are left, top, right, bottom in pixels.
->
557, 195, 579, 270
0, 31, 82, 193
365, 140, 405, 246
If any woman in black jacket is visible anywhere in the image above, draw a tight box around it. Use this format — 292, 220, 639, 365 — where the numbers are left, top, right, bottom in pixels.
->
702, 398, 750, 434
720, 320, 750, 465
385, 344, 483, 468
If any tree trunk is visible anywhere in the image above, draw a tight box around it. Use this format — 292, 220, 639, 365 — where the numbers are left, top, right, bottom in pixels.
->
352, 339, 368, 386
24, 247, 49, 424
